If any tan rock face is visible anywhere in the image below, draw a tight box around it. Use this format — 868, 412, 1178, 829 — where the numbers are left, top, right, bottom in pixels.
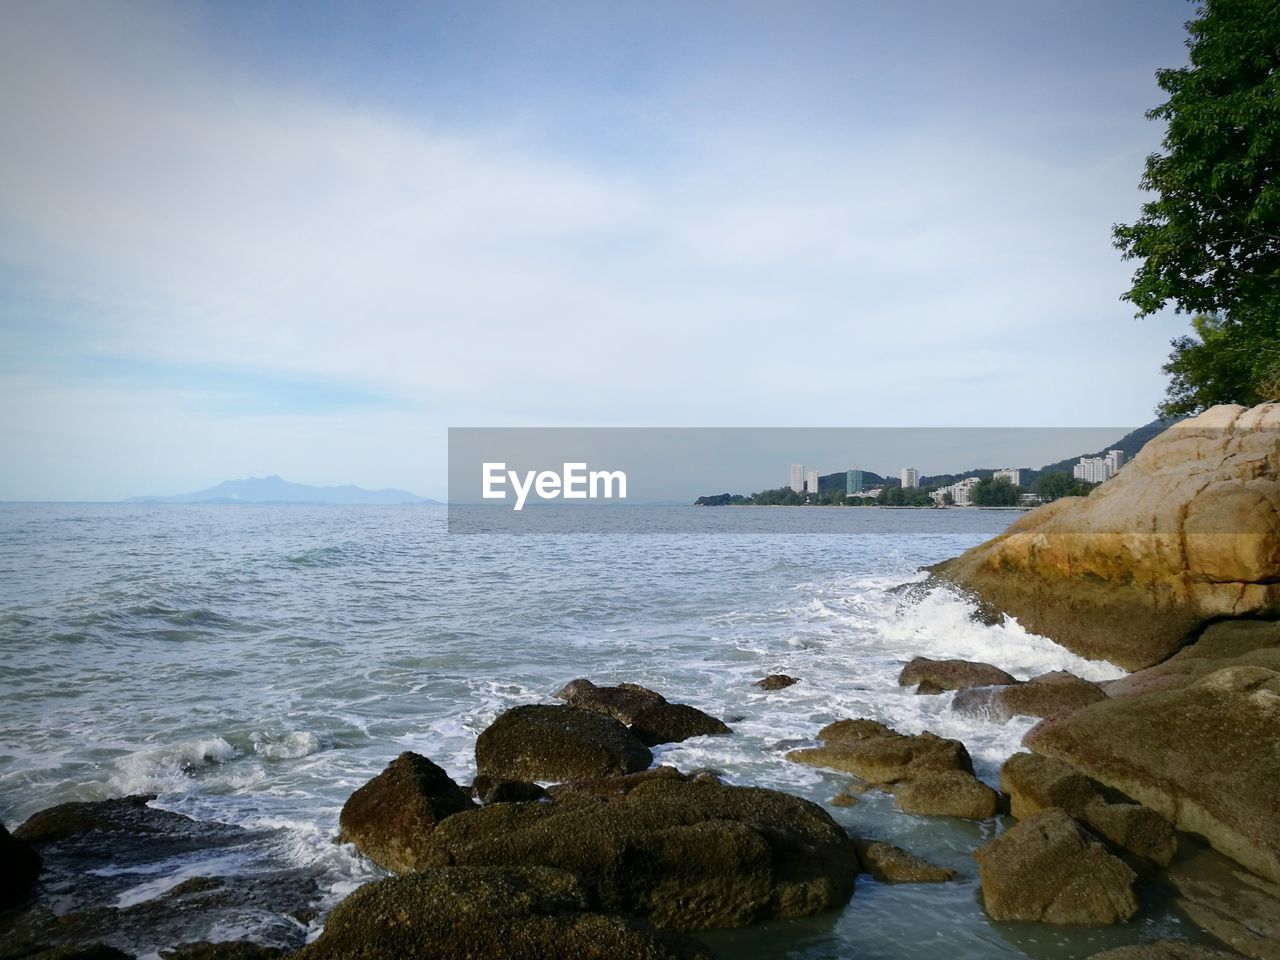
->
930, 404, 1280, 670
973, 808, 1138, 924
1025, 665, 1280, 884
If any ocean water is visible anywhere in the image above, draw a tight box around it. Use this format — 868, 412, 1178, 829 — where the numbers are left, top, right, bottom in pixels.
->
0, 504, 1202, 958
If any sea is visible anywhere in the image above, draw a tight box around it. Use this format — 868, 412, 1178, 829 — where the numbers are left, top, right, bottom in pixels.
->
0, 503, 1210, 959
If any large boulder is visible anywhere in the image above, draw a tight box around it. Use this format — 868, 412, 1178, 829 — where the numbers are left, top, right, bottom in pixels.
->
1000, 752, 1176, 865
893, 770, 999, 820
1, 822, 42, 908
629, 704, 730, 747
898, 657, 1016, 693
294, 866, 713, 960
786, 719, 972, 785
556, 680, 667, 725
1105, 619, 1280, 699
973, 808, 1138, 924
338, 752, 477, 873
410, 773, 856, 929
1025, 665, 1280, 883
930, 404, 1280, 670
475, 705, 652, 783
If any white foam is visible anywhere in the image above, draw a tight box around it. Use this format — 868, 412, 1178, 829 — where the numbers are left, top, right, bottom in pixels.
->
252, 731, 322, 760
109, 736, 238, 794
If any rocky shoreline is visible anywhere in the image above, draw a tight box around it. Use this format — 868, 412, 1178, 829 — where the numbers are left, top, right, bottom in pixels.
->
3, 405, 1277, 959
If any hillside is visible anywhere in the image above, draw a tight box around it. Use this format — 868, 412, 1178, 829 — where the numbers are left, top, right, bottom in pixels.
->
127, 475, 437, 505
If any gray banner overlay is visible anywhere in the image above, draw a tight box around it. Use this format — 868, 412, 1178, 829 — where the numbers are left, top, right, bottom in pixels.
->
441, 426, 1280, 534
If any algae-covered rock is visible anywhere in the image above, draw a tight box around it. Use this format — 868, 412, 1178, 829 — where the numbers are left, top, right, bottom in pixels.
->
629, 704, 730, 747
411, 774, 856, 929
973, 808, 1137, 924
556, 680, 667, 725
898, 657, 1016, 694
1025, 665, 1280, 883
852, 839, 955, 883
787, 718, 972, 785
338, 752, 477, 873
894, 770, 999, 820
476, 705, 653, 783
294, 866, 714, 960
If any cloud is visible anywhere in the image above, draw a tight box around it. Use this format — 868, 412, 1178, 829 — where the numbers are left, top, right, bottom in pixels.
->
0, 1, 1190, 498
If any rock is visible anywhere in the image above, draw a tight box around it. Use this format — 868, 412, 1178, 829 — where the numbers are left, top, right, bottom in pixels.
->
412, 774, 857, 929
475, 705, 653, 783
829, 791, 860, 807
1085, 943, 1244, 959
852, 839, 955, 883
472, 777, 549, 805
1, 822, 41, 908
338, 752, 476, 872
556, 679, 667, 725
929, 404, 1280, 670
756, 675, 799, 690
897, 657, 1017, 694
1170, 854, 1280, 960
787, 718, 973, 785
1000, 753, 1176, 865
1084, 802, 1177, 868
1025, 665, 1280, 883
629, 704, 731, 747
1105, 620, 1280, 699
953, 671, 1106, 722
1000, 752, 1099, 819
159, 944, 285, 960
15, 948, 136, 960
894, 770, 999, 820
973, 808, 1138, 924
4, 796, 320, 957
293, 866, 713, 960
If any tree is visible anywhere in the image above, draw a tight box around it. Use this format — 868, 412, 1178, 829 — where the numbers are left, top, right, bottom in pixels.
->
1112, 0, 1280, 416
1030, 471, 1096, 502
970, 477, 1022, 506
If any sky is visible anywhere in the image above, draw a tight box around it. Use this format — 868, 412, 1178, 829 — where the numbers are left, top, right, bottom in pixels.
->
0, 0, 1197, 501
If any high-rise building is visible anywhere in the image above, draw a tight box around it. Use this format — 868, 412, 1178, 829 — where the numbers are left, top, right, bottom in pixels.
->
1074, 449, 1127, 484
930, 476, 982, 506
806, 470, 819, 495
993, 468, 1025, 487
846, 469, 864, 495
790, 464, 804, 494
901, 467, 919, 489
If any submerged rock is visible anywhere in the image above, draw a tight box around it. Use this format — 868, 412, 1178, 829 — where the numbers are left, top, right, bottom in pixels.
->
410, 773, 856, 929
894, 770, 999, 820
953, 671, 1106, 722
1170, 854, 1280, 960
786, 718, 973, 785
852, 839, 955, 883
973, 808, 1138, 924
475, 705, 653, 783
556, 679, 667, 725
338, 752, 477, 873
756, 675, 799, 691
929, 404, 1280, 671
1025, 665, 1280, 883
294, 866, 713, 960
629, 704, 731, 747
897, 657, 1016, 694
2, 796, 321, 958
1, 823, 41, 909
1085, 944, 1244, 959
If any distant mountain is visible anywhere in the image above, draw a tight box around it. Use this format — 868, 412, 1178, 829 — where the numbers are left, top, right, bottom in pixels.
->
1032, 418, 1183, 479
127, 475, 437, 505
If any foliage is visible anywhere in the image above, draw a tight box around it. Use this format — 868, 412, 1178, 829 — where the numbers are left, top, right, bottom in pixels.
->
877, 485, 935, 507
1112, 0, 1280, 415
969, 477, 1022, 506
1030, 472, 1096, 502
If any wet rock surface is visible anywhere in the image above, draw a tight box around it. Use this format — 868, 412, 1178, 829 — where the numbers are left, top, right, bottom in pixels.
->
973, 808, 1138, 924
293, 866, 713, 960
0, 824, 41, 910
338, 751, 476, 872
1169, 851, 1280, 960
852, 839, 955, 883
409, 771, 857, 929
628, 703, 730, 747
786, 718, 973, 785
475, 704, 653, 783
898, 657, 1017, 694
953, 670, 1106, 722
0, 797, 321, 959
755, 675, 799, 691
556, 679, 669, 725
893, 770, 999, 820
1085, 943, 1245, 959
